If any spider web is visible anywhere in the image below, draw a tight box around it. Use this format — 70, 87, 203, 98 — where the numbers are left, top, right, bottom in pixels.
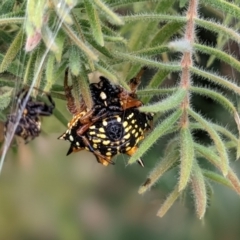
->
0, 0, 73, 173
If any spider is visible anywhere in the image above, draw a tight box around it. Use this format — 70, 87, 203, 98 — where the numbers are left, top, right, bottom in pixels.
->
4, 88, 55, 143
58, 68, 153, 166
62, 68, 145, 136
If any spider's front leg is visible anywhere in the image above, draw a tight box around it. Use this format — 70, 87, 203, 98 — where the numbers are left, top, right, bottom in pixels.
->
64, 69, 85, 116
118, 67, 147, 111
30, 94, 55, 117
129, 66, 147, 93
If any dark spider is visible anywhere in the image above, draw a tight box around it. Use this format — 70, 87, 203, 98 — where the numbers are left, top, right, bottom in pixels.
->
63, 68, 145, 136
59, 108, 153, 166
4, 88, 55, 143
59, 67, 153, 166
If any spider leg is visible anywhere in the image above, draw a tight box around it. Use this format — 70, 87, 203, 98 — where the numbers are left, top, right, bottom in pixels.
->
117, 67, 147, 110
45, 93, 55, 110
15, 88, 32, 114
76, 110, 108, 136
64, 68, 82, 115
119, 91, 142, 110
129, 66, 147, 93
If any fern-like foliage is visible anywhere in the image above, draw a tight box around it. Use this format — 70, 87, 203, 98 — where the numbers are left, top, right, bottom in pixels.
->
0, 0, 240, 219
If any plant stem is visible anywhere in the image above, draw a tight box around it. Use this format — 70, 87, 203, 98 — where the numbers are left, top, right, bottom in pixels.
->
180, 0, 198, 127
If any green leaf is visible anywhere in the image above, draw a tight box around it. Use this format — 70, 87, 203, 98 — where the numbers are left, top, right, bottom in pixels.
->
202, 0, 240, 20
191, 160, 207, 219
138, 87, 176, 97
69, 45, 81, 76
179, 127, 194, 191
190, 122, 238, 147
62, 22, 98, 62
194, 143, 221, 170
84, 0, 104, 46
150, 22, 184, 47
115, 52, 181, 71
93, 0, 124, 25
0, 16, 24, 26
226, 170, 240, 195
0, 28, 24, 73
203, 170, 234, 189
41, 25, 59, 54
196, 18, 240, 44
139, 88, 187, 113
191, 67, 240, 95
139, 149, 179, 194
189, 109, 229, 176
122, 13, 186, 24
77, 65, 93, 110
157, 184, 181, 217
190, 86, 236, 114
0, 89, 12, 110
44, 53, 56, 92
194, 43, 240, 72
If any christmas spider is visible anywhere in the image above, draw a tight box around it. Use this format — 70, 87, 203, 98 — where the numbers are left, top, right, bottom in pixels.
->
58, 68, 153, 166
62, 68, 146, 136
4, 88, 55, 143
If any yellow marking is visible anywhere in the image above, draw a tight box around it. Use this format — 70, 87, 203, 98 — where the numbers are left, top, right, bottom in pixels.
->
76, 142, 80, 146
134, 125, 138, 128
116, 116, 121, 122
125, 146, 132, 151
69, 135, 74, 142
89, 125, 96, 129
126, 146, 138, 156
124, 133, 130, 139
111, 141, 120, 146
125, 142, 130, 147
103, 120, 108, 126
135, 132, 139, 138
93, 144, 98, 149
131, 119, 136, 124
125, 126, 132, 132
123, 121, 128, 127
97, 133, 106, 139
93, 138, 101, 143
106, 152, 112, 156
89, 131, 96, 135
99, 127, 105, 133
131, 129, 136, 134
100, 91, 107, 100
103, 140, 110, 145
127, 113, 134, 120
